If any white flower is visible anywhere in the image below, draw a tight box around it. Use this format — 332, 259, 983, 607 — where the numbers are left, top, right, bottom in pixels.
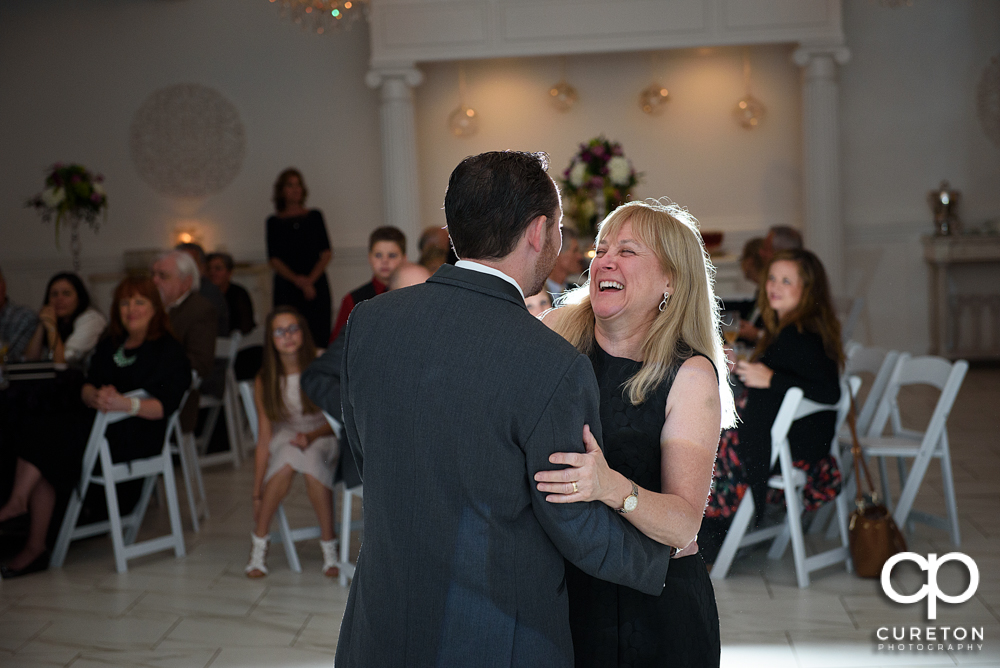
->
608, 156, 632, 186
569, 161, 588, 188
41, 187, 65, 208
92, 183, 106, 196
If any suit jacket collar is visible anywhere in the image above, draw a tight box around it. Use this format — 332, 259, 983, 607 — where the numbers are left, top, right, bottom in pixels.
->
428, 264, 527, 310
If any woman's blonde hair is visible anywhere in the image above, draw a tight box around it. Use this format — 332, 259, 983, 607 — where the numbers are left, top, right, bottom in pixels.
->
552, 199, 736, 429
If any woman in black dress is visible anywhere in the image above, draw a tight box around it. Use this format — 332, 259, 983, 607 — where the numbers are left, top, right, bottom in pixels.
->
538, 200, 736, 667
267, 168, 333, 345
0, 276, 190, 577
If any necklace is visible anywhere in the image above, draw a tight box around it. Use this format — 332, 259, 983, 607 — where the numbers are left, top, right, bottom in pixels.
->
113, 344, 138, 368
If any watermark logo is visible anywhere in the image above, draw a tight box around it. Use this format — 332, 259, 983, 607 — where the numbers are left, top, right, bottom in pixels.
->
881, 552, 979, 620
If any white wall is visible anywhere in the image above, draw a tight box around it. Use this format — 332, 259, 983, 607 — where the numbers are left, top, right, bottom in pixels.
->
0, 0, 382, 310
414, 45, 803, 241
840, 0, 1000, 352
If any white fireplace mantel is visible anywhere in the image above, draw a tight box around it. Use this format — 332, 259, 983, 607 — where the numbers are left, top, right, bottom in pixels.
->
365, 0, 847, 287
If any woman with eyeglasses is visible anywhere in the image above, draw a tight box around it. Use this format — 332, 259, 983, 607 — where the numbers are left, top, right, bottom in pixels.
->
245, 307, 339, 578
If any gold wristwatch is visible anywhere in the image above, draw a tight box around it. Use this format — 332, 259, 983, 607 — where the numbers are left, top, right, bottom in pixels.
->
617, 479, 639, 514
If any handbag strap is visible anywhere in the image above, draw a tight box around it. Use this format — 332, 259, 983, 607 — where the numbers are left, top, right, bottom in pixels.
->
847, 393, 879, 507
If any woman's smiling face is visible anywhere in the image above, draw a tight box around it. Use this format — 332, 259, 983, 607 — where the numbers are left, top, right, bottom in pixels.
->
589, 219, 670, 324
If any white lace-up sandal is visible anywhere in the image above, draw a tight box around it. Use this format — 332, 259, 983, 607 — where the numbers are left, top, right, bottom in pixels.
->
320, 539, 339, 578
245, 532, 269, 578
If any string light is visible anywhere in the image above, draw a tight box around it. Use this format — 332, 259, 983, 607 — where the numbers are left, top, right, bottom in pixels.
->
270, 0, 368, 34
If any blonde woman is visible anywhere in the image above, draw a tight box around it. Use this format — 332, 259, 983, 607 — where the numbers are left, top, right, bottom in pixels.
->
535, 200, 735, 668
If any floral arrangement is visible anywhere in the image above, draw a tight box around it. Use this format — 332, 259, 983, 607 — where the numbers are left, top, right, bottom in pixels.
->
26, 163, 107, 247
560, 136, 641, 235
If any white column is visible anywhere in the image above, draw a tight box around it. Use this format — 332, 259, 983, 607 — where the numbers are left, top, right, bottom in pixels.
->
366, 66, 425, 258
792, 44, 851, 293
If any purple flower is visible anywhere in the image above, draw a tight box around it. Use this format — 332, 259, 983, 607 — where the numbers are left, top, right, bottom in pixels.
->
589, 176, 605, 188
612, 145, 623, 156
71, 174, 81, 184
592, 144, 605, 157
90, 193, 102, 203
581, 151, 592, 162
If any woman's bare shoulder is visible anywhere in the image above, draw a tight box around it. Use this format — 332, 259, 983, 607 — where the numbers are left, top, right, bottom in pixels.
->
538, 306, 564, 330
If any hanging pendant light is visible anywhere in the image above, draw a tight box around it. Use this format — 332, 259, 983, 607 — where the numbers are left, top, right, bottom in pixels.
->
639, 52, 670, 116
448, 66, 479, 138
734, 50, 766, 129
549, 57, 579, 112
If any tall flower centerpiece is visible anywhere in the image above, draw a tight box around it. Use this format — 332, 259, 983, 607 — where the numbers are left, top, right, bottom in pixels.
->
560, 137, 641, 236
26, 163, 107, 271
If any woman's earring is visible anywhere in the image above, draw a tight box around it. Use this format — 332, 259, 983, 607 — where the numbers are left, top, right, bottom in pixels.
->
659, 291, 670, 312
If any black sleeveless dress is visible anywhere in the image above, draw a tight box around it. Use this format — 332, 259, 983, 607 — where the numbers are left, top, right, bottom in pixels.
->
566, 343, 721, 668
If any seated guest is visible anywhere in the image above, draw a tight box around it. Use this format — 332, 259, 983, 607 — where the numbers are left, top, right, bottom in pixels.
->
152, 250, 217, 433
733, 237, 766, 342
24, 272, 106, 366
246, 307, 338, 578
0, 265, 40, 362
206, 252, 255, 335
545, 226, 584, 297
700, 249, 844, 563
388, 261, 431, 291
0, 276, 190, 578
523, 289, 552, 317
329, 226, 406, 341
418, 225, 456, 273
177, 242, 230, 336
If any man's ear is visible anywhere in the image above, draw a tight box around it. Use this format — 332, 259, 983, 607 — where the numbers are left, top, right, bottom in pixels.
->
525, 215, 548, 253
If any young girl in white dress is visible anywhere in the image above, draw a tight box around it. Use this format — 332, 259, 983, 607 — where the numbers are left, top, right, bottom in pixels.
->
246, 307, 339, 578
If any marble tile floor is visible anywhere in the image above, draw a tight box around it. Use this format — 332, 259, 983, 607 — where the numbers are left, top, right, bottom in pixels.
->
0, 367, 997, 667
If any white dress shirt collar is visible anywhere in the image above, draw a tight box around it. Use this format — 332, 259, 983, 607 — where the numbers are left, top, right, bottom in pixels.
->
455, 260, 524, 299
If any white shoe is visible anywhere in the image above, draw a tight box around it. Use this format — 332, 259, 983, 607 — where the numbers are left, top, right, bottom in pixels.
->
320, 539, 339, 577
245, 532, 269, 578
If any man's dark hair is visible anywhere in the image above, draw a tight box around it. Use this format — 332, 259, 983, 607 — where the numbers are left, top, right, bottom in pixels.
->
206, 252, 235, 272
176, 242, 207, 267
444, 151, 559, 261
369, 226, 407, 254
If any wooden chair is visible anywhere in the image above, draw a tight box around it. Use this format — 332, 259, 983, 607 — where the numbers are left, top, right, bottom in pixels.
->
50, 390, 187, 573
711, 376, 860, 587
860, 354, 967, 545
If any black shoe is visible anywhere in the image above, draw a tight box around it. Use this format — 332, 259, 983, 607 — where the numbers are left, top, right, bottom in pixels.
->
0, 551, 50, 579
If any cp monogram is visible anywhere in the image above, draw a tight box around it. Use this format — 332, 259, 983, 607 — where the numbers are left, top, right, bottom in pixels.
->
881, 552, 979, 620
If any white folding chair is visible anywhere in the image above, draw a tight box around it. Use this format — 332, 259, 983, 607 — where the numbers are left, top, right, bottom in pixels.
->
50, 390, 187, 573
323, 411, 364, 587
168, 371, 209, 533
860, 354, 968, 546
814, 344, 900, 538
239, 380, 321, 574
711, 376, 860, 588
197, 333, 243, 468
835, 297, 865, 343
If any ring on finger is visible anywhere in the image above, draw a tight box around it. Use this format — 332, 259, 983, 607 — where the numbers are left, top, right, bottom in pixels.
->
572, 481, 579, 493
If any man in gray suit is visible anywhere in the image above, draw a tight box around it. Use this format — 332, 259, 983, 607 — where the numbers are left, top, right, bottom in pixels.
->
335, 151, 673, 667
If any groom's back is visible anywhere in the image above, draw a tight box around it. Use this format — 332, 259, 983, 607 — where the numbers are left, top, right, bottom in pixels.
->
336, 268, 596, 667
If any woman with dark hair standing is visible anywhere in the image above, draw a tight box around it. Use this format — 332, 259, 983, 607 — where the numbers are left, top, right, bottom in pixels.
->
24, 272, 106, 366
0, 276, 190, 577
266, 169, 333, 345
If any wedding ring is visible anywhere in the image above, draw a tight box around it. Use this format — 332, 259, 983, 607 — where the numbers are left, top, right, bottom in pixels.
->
572, 481, 579, 493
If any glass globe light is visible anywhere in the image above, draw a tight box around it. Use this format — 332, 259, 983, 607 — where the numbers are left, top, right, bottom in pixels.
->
734, 94, 766, 129
639, 84, 670, 115
448, 105, 479, 137
549, 80, 578, 112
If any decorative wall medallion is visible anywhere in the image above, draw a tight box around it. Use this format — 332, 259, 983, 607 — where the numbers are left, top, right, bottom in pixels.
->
977, 54, 1000, 148
129, 84, 246, 198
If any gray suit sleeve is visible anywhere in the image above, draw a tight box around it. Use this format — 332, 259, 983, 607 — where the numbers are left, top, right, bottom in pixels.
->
526, 355, 672, 596
301, 329, 345, 419
338, 308, 363, 481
